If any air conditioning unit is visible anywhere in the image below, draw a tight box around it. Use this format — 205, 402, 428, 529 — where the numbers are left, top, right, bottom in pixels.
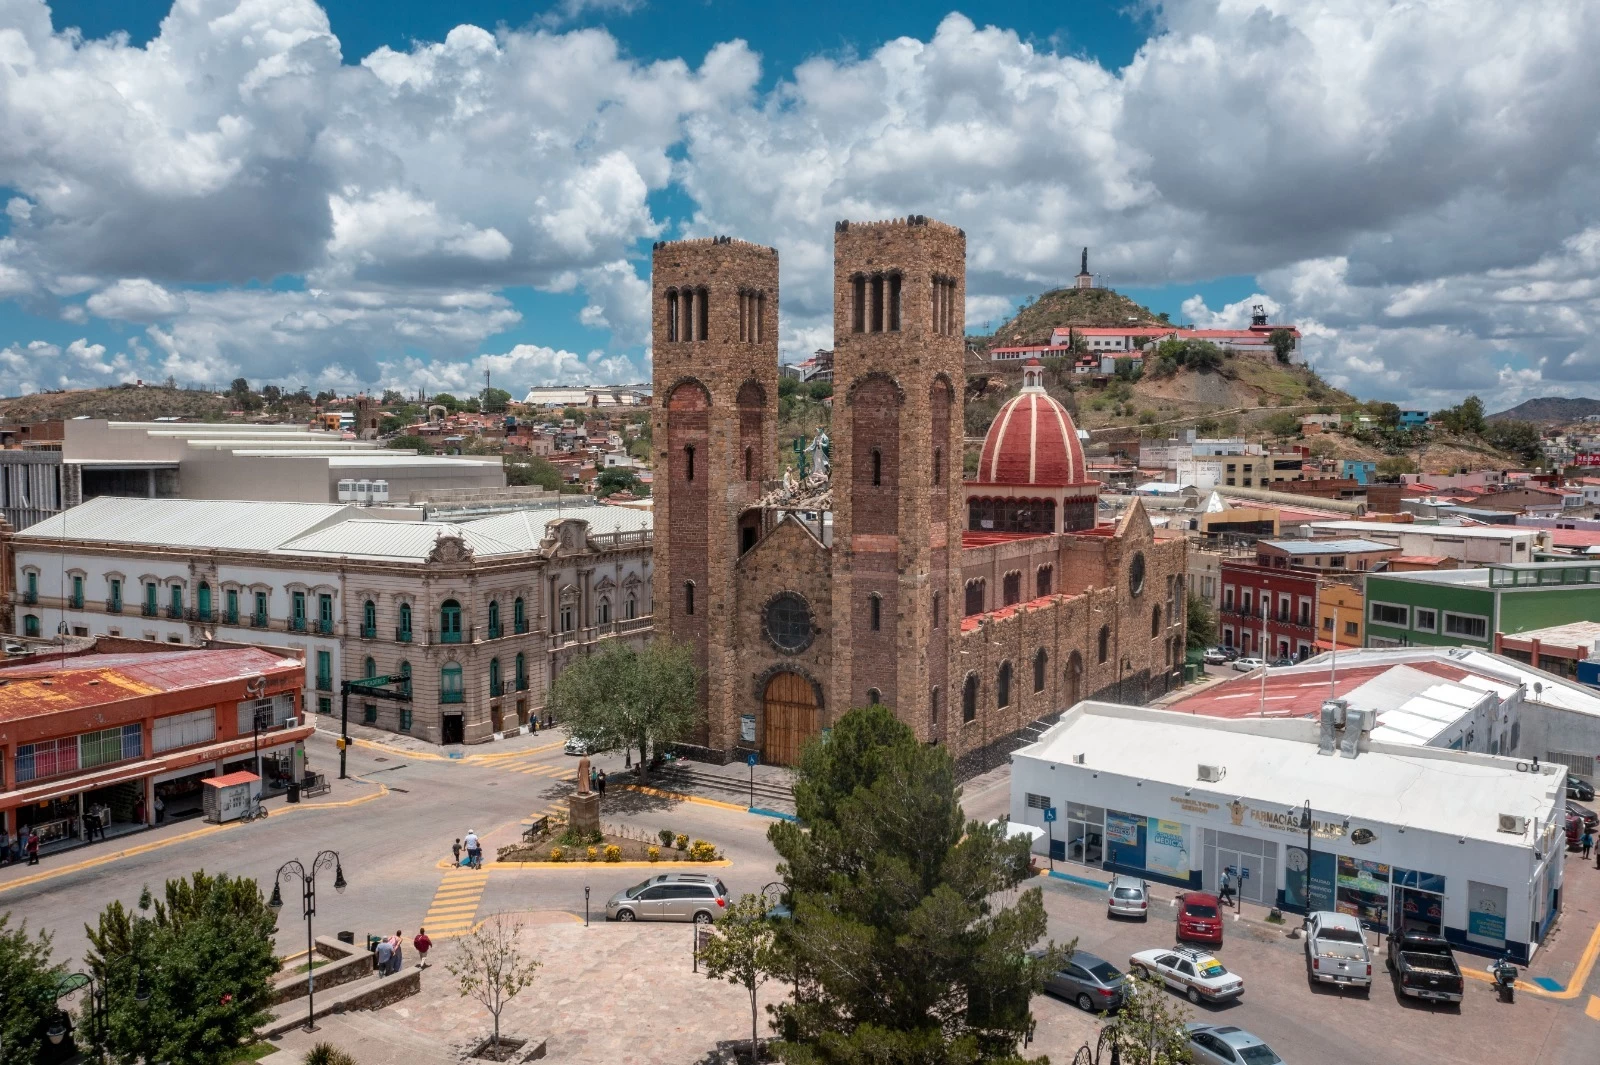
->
282, 716, 299, 729
336, 478, 356, 502
1197, 764, 1225, 783
1497, 814, 1528, 835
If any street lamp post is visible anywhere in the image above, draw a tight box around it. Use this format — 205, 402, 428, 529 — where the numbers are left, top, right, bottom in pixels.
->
269, 850, 347, 1033
1299, 800, 1313, 924
77, 960, 151, 1063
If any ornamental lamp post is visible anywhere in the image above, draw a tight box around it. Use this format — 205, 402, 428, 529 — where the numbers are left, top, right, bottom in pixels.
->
270, 850, 347, 1032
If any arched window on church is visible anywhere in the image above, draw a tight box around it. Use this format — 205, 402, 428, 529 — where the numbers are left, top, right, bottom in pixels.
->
869, 593, 882, 632
933, 447, 942, 484
684, 582, 695, 616
1002, 571, 1021, 607
684, 445, 696, 482
666, 289, 679, 342
1152, 605, 1162, 638
744, 447, 753, 481
930, 686, 941, 729
996, 662, 1012, 709
867, 688, 881, 706
1034, 648, 1047, 693
1036, 565, 1053, 598
932, 593, 941, 629
964, 579, 986, 617
1098, 625, 1110, 664
871, 449, 882, 487
962, 673, 978, 723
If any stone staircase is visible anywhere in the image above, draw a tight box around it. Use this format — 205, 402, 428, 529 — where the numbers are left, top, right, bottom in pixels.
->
259, 1009, 461, 1065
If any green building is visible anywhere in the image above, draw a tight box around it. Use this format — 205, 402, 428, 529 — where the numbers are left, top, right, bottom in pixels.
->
1364, 561, 1600, 650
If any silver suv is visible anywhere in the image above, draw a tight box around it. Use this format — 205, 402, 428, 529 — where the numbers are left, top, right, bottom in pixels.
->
606, 873, 728, 924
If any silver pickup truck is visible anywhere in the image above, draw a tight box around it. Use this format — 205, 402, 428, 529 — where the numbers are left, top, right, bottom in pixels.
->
1305, 911, 1373, 993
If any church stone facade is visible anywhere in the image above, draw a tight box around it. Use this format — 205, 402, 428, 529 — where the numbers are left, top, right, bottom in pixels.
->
652, 218, 1186, 766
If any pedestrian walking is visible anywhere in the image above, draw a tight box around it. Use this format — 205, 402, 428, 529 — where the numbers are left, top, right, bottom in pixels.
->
374, 936, 392, 977
531, 716, 538, 735
0, 826, 11, 866
464, 829, 481, 870
26, 829, 40, 865
589, 766, 598, 792
389, 931, 404, 975
154, 796, 165, 823
452, 838, 463, 868
596, 770, 607, 797
413, 928, 432, 969
1584, 830, 1595, 860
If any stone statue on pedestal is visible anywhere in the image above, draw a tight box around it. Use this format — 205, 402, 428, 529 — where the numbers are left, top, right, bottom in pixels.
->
568, 751, 600, 832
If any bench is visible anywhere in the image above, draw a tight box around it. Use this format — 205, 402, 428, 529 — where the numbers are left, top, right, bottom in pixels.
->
300, 773, 331, 799
521, 815, 550, 842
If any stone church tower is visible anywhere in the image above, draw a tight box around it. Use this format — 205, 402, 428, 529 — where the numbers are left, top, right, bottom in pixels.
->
828, 218, 967, 742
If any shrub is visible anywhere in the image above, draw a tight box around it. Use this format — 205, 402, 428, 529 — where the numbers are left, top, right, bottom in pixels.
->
604, 845, 622, 863
585, 846, 598, 862
689, 840, 719, 862
674, 833, 688, 850
647, 845, 660, 862
658, 829, 675, 848
548, 847, 563, 862
304, 1044, 359, 1065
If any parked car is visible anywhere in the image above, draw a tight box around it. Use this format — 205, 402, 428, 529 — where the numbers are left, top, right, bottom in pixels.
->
1569, 776, 1595, 802
1107, 874, 1149, 920
1566, 810, 1583, 849
1202, 648, 1229, 665
605, 873, 728, 923
1185, 1023, 1284, 1065
1129, 946, 1244, 1006
564, 736, 591, 756
2, 642, 26, 655
1271, 656, 1294, 668
1033, 949, 1128, 1012
1231, 657, 1266, 673
1567, 800, 1597, 832
1385, 932, 1463, 1005
1304, 910, 1373, 992
1176, 892, 1224, 946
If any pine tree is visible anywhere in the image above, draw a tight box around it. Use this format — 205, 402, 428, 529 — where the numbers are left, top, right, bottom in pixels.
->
766, 706, 1063, 1064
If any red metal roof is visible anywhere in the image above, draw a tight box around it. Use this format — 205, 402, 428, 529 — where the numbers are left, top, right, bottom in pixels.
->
204, 770, 261, 788
0, 647, 301, 725
1169, 660, 1478, 720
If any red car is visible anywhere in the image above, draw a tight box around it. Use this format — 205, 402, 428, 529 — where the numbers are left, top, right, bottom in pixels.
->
1177, 892, 1225, 945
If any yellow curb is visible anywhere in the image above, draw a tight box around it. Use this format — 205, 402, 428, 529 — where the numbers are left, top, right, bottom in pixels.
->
0, 782, 387, 896
625, 783, 748, 812
1457, 918, 1600, 1000
1587, 995, 1600, 1021
279, 949, 312, 965
472, 740, 567, 762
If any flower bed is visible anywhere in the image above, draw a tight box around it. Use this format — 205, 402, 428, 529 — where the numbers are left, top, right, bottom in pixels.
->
496, 824, 722, 864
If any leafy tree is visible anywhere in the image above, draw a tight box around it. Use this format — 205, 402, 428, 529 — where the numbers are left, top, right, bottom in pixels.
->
447, 914, 540, 1055
778, 376, 800, 398
550, 640, 700, 782
0, 914, 66, 1065
379, 414, 406, 435
431, 392, 461, 412
807, 380, 834, 401
1375, 455, 1417, 480
481, 387, 513, 413
506, 456, 561, 491
698, 893, 780, 1063
314, 390, 338, 404
388, 434, 434, 454
766, 705, 1061, 1065
229, 377, 251, 398
1113, 357, 1142, 382
86, 873, 278, 1065
1186, 591, 1216, 652
1149, 338, 1223, 377
563, 406, 590, 422
1437, 395, 1486, 436
595, 468, 642, 497
1269, 328, 1296, 364
260, 384, 283, 405
1101, 970, 1193, 1064
628, 437, 652, 462
380, 388, 404, 405
1261, 411, 1301, 439
1484, 418, 1543, 464
1370, 402, 1402, 429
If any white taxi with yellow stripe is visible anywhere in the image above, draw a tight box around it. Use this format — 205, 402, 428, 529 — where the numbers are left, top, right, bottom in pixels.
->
1129, 946, 1244, 1005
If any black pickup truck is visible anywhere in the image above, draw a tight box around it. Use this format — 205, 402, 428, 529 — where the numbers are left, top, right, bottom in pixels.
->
1385, 932, 1463, 1005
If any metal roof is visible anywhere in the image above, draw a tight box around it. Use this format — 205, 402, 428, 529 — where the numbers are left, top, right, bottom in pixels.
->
279, 520, 526, 562
1260, 538, 1395, 555
0, 647, 301, 725
19, 496, 352, 552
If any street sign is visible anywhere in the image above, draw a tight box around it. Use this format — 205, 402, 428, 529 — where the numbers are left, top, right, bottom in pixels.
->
747, 752, 759, 767
1043, 807, 1057, 823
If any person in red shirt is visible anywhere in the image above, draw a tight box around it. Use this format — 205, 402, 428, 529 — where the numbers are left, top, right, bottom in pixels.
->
413, 928, 432, 969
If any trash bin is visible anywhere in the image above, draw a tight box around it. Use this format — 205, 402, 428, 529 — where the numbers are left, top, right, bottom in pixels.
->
337, 931, 355, 945
286, 782, 301, 804
366, 934, 381, 953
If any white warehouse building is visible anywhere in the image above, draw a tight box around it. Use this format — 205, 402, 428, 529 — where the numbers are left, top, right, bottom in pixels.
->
1010, 702, 1566, 963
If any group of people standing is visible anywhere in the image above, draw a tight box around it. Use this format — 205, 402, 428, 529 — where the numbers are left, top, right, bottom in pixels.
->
0, 826, 42, 866
374, 929, 431, 975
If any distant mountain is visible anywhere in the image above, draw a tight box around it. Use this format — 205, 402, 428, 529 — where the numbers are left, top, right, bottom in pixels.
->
1487, 397, 1600, 424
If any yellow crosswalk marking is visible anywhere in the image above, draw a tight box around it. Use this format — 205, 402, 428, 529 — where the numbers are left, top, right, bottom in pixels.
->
1587, 994, 1600, 1021
420, 868, 489, 937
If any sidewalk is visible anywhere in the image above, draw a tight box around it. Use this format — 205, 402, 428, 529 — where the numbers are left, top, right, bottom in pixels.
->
328, 716, 571, 761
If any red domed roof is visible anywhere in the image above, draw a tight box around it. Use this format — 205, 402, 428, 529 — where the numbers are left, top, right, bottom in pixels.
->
974, 364, 1090, 487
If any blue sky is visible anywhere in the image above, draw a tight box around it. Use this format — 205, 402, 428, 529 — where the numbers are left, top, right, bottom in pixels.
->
3, 0, 1596, 406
